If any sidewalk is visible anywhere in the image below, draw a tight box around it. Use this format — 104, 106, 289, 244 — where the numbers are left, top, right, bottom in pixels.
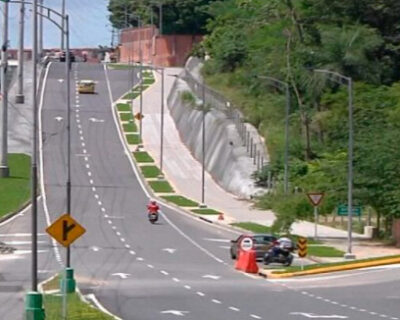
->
132, 68, 371, 241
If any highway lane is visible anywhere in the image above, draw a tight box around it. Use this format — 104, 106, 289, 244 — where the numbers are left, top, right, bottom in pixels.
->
34, 61, 400, 320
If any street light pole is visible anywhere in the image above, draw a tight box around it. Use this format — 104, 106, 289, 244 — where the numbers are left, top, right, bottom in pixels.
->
314, 69, 355, 259
258, 76, 290, 194
61, 0, 65, 50
201, 81, 206, 206
16, 1, 25, 104
160, 67, 165, 173
38, 0, 43, 56
0, 0, 10, 177
138, 16, 143, 146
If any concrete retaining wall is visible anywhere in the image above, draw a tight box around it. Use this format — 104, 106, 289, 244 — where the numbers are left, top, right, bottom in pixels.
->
167, 77, 264, 199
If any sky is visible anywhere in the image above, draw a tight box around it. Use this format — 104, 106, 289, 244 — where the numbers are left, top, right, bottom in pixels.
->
4, 0, 111, 49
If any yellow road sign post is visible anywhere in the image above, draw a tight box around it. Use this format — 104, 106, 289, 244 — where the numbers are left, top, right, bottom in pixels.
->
297, 237, 308, 271
46, 214, 86, 247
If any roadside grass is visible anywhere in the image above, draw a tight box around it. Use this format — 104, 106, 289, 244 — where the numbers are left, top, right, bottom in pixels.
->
231, 222, 322, 244
140, 166, 161, 178
42, 274, 113, 320
117, 103, 130, 112
126, 134, 141, 145
123, 122, 137, 132
143, 78, 155, 85
192, 208, 220, 215
123, 92, 140, 100
149, 181, 174, 193
231, 222, 272, 234
162, 195, 198, 207
108, 63, 134, 70
133, 151, 154, 163
308, 246, 345, 257
142, 71, 153, 78
120, 113, 133, 122
271, 254, 400, 274
0, 154, 31, 218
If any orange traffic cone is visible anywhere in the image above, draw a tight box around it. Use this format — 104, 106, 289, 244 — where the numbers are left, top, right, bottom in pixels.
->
218, 212, 224, 221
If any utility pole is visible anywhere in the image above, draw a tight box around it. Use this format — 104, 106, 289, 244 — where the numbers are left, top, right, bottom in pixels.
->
16, 1, 25, 104
0, 0, 10, 177
201, 81, 206, 206
26, 0, 45, 318
61, 0, 65, 50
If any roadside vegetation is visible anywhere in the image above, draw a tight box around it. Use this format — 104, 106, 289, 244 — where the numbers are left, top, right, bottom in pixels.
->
42, 276, 112, 320
193, 0, 400, 241
192, 208, 220, 215
162, 195, 198, 207
140, 166, 161, 178
149, 181, 174, 193
133, 151, 154, 163
0, 154, 31, 218
126, 134, 141, 145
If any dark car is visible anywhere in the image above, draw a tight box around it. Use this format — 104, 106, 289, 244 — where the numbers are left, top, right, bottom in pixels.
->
230, 233, 277, 260
59, 51, 75, 63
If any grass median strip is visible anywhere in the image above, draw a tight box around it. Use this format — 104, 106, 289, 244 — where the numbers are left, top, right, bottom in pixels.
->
271, 254, 400, 274
120, 113, 133, 121
141, 165, 161, 178
308, 246, 344, 257
0, 154, 31, 218
123, 122, 138, 133
123, 91, 140, 100
149, 181, 174, 193
117, 103, 130, 112
162, 195, 198, 207
192, 208, 220, 215
126, 134, 141, 145
133, 151, 154, 163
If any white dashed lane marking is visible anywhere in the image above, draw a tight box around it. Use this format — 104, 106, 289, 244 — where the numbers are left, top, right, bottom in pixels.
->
212, 299, 221, 304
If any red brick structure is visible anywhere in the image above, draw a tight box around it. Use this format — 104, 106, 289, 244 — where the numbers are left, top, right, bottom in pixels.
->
118, 26, 202, 67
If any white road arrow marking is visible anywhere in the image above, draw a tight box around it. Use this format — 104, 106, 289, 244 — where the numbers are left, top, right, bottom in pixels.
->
89, 117, 105, 123
161, 310, 189, 316
54, 116, 63, 122
290, 312, 348, 319
202, 274, 220, 280
162, 248, 176, 254
111, 273, 130, 279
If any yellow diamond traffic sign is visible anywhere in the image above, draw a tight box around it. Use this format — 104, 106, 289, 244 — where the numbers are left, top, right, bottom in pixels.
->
46, 214, 86, 247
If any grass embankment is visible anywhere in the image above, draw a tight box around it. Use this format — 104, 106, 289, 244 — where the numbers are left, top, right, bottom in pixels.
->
162, 195, 198, 207
117, 103, 130, 112
231, 222, 343, 257
42, 276, 113, 320
120, 113, 133, 121
123, 122, 138, 132
272, 254, 400, 274
0, 154, 31, 218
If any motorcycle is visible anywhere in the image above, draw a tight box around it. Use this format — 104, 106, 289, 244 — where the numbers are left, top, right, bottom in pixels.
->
148, 212, 158, 224
263, 247, 294, 266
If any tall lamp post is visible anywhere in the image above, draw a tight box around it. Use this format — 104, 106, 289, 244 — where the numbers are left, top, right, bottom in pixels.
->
15, 1, 25, 104
314, 69, 355, 259
258, 76, 291, 194
0, 0, 10, 177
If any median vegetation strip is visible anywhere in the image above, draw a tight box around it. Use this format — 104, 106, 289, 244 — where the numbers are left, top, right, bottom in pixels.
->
123, 122, 138, 132
120, 113, 133, 122
162, 195, 198, 207
140, 165, 161, 178
192, 208, 220, 215
123, 91, 141, 100
133, 151, 154, 163
270, 254, 400, 275
0, 154, 31, 218
126, 134, 141, 145
149, 181, 174, 193
117, 103, 130, 112
42, 275, 113, 320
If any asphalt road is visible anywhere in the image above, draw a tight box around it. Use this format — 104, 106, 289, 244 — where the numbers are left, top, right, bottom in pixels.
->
0, 62, 399, 320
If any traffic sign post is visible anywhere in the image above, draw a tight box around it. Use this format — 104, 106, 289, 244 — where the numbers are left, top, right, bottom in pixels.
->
307, 192, 324, 240
46, 214, 85, 295
297, 237, 307, 271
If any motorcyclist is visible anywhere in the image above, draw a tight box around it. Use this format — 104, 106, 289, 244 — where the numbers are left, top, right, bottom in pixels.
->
271, 237, 294, 258
147, 200, 160, 215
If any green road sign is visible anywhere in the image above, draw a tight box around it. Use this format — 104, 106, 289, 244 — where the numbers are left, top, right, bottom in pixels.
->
337, 205, 362, 216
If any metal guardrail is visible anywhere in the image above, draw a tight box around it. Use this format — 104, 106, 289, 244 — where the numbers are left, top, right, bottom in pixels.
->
180, 69, 269, 172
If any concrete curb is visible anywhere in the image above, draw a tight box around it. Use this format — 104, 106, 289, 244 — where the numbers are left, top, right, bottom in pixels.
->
259, 256, 400, 278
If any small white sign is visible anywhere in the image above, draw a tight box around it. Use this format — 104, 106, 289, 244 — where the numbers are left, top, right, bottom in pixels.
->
240, 237, 254, 251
